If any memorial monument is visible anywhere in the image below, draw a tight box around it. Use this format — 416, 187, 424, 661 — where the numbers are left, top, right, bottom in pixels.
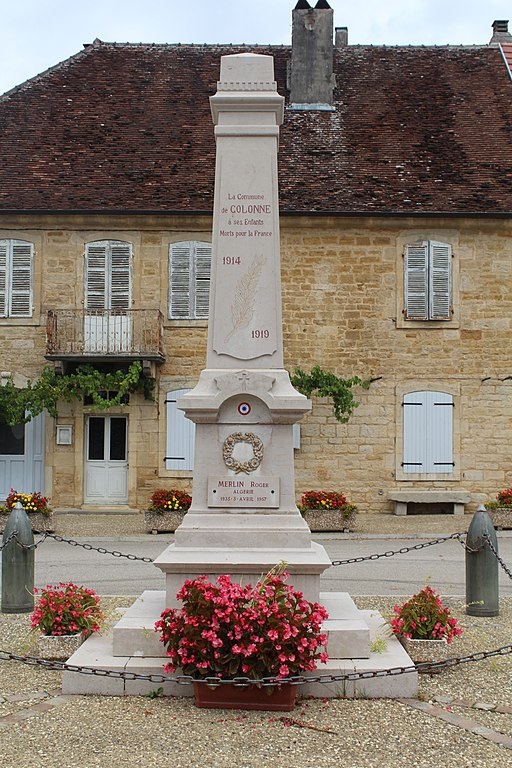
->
153, 52, 331, 605
63, 54, 417, 699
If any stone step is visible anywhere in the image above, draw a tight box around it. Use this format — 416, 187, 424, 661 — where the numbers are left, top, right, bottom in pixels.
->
111, 591, 372, 659
62, 606, 416, 699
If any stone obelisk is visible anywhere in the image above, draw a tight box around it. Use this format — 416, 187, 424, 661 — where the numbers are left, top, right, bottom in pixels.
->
154, 53, 331, 604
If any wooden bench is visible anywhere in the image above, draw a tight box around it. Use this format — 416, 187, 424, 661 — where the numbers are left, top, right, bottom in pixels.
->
388, 490, 471, 516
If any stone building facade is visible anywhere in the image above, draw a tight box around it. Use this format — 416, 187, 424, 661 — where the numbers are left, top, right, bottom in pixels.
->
0, 2, 511, 517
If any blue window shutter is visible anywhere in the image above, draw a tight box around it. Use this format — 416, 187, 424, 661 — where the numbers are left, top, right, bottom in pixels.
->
0, 241, 7, 317
427, 391, 453, 473
403, 391, 453, 474
403, 391, 426, 472
165, 389, 195, 471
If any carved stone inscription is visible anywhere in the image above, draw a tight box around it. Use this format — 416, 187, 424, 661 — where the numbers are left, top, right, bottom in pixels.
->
212, 148, 279, 360
208, 476, 280, 508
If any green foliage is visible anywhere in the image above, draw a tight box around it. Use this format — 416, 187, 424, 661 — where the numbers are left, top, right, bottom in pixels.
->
0, 361, 154, 425
290, 365, 369, 423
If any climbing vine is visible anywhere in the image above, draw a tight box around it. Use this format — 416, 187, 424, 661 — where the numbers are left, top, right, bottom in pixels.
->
290, 366, 370, 423
0, 361, 154, 426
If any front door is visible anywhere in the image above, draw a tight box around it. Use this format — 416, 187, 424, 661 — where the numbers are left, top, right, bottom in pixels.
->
84, 415, 128, 504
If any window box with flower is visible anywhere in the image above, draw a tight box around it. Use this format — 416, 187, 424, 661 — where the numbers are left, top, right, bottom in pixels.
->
155, 563, 329, 710
31, 581, 105, 659
144, 488, 192, 533
389, 585, 462, 666
485, 488, 512, 530
0, 489, 55, 533
298, 490, 357, 532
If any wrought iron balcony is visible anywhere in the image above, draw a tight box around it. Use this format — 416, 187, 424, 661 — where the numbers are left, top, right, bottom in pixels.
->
45, 309, 165, 362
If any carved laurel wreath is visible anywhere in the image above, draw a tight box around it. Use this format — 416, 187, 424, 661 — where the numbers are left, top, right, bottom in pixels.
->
223, 431, 264, 474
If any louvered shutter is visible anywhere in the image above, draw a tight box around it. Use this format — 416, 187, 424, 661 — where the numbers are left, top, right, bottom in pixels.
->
194, 243, 211, 319
169, 241, 211, 319
169, 243, 192, 318
10, 242, 33, 317
404, 243, 428, 320
165, 389, 195, 470
403, 391, 453, 474
0, 242, 7, 317
429, 242, 451, 320
110, 242, 131, 310
85, 243, 108, 310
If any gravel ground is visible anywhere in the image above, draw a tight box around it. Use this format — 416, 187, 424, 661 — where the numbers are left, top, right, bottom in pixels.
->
1, 513, 512, 767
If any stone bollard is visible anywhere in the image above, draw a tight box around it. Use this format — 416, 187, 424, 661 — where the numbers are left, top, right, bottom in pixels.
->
465, 505, 499, 617
1, 501, 35, 613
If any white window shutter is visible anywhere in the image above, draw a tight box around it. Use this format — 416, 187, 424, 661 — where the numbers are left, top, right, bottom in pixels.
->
169, 241, 211, 319
0, 242, 7, 317
165, 389, 195, 471
10, 242, 33, 317
109, 242, 132, 310
404, 243, 428, 320
194, 243, 212, 319
429, 242, 451, 320
85, 243, 108, 310
86, 241, 132, 311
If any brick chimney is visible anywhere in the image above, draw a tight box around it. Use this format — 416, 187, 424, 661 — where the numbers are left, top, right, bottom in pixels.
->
489, 20, 512, 45
288, 0, 335, 110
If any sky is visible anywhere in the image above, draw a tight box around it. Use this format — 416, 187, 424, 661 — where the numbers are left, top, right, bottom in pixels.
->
1, 0, 511, 95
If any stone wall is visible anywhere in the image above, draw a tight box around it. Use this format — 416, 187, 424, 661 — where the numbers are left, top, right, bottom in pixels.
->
0, 214, 511, 513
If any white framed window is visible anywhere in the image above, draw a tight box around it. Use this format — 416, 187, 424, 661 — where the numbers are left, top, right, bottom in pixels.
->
165, 389, 195, 471
404, 240, 452, 321
169, 241, 211, 319
0, 239, 34, 317
402, 390, 454, 474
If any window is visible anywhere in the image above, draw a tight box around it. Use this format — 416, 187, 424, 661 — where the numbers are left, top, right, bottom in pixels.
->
169, 241, 211, 319
85, 240, 132, 311
165, 389, 195, 471
0, 239, 34, 317
402, 391, 454, 474
404, 240, 452, 321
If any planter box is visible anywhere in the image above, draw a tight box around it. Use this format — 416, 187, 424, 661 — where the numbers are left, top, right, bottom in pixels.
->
301, 508, 356, 532
400, 636, 449, 665
193, 681, 296, 711
144, 509, 186, 534
487, 507, 512, 530
37, 632, 86, 660
0, 511, 55, 534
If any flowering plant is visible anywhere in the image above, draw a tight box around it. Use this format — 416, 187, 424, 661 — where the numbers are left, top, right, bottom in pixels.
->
496, 488, 512, 507
30, 582, 105, 636
298, 490, 357, 520
155, 564, 329, 681
389, 586, 463, 643
3, 489, 52, 517
148, 488, 192, 514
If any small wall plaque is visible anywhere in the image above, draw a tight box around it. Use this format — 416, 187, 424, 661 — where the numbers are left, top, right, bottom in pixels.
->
56, 425, 73, 445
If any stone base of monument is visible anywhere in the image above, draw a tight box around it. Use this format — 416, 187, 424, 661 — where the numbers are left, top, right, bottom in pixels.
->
62, 591, 418, 699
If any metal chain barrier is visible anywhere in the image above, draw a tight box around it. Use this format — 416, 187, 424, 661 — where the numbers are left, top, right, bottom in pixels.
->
12, 531, 155, 563
0, 529, 19, 551
330, 532, 467, 566
1, 642, 512, 685
484, 532, 512, 580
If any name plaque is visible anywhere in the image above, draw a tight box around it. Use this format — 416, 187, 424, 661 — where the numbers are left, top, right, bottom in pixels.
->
208, 476, 279, 508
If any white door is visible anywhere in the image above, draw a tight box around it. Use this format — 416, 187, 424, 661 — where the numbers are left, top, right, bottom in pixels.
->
84, 241, 132, 353
84, 416, 128, 504
0, 413, 45, 499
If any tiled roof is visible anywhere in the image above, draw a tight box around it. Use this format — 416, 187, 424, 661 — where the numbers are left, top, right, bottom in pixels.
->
0, 41, 511, 214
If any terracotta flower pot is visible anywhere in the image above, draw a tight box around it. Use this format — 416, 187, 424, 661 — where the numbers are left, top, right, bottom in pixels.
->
193, 681, 296, 711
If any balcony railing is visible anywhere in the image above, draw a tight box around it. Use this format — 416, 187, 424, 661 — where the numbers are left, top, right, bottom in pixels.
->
46, 309, 165, 361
